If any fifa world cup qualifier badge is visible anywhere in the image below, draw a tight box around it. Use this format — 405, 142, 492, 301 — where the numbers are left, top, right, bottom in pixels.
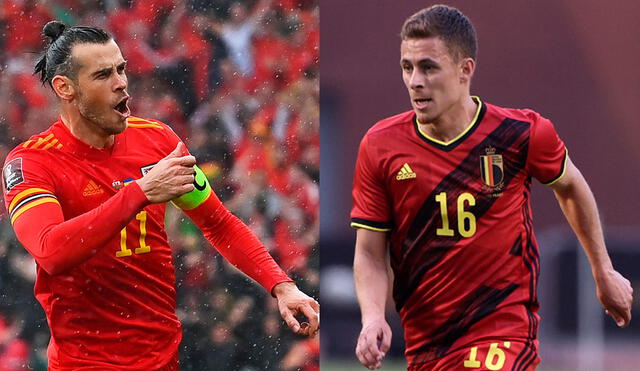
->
479, 146, 504, 196
3, 158, 24, 193
140, 163, 156, 176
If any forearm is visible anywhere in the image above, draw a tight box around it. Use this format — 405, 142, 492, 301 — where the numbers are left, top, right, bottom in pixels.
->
185, 192, 291, 293
551, 160, 633, 327
353, 230, 390, 324
553, 168, 612, 274
14, 183, 149, 275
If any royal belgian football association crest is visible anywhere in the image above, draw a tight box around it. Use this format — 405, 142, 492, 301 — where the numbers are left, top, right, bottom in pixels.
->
479, 146, 504, 193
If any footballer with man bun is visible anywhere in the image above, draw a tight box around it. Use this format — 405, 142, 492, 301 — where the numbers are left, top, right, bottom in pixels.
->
2, 21, 319, 370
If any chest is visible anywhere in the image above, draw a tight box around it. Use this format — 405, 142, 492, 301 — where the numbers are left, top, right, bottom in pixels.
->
379, 136, 529, 218
48, 150, 164, 218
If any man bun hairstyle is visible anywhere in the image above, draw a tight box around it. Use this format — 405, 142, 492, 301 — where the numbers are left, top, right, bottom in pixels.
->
400, 4, 477, 61
43, 20, 66, 41
34, 21, 113, 87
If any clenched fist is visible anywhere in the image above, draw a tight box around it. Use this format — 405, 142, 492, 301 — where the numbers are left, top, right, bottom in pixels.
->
137, 142, 196, 203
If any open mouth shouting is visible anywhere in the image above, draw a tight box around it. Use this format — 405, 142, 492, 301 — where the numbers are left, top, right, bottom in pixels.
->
114, 95, 130, 118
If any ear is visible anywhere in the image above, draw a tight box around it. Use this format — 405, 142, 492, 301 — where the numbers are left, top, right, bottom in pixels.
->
51, 75, 77, 101
459, 58, 476, 84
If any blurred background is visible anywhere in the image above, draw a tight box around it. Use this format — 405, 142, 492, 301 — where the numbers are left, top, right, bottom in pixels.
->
320, 1, 640, 370
0, 0, 318, 370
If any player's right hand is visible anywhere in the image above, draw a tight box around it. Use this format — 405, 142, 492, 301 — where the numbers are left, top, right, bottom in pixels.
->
595, 268, 633, 327
356, 319, 392, 370
137, 142, 196, 203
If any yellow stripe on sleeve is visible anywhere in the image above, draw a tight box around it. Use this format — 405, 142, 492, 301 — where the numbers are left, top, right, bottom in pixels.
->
127, 123, 164, 129
542, 149, 569, 186
11, 197, 60, 224
9, 187, 54, 214
350, 222, 392, 232
127, 117, 163, 129
126, 117, 147, 122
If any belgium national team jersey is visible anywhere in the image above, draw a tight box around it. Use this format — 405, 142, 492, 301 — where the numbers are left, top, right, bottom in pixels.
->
351, 97, 567, 366
2, 116, 290, 370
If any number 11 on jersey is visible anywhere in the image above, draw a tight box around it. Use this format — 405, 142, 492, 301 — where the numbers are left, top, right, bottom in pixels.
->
116, 211, 151, 257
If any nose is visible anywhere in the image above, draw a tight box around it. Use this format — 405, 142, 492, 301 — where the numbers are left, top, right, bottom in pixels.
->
409, 70, 425, 90
114, 72, 127, 91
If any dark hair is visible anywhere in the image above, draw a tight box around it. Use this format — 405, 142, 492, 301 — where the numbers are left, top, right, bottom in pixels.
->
400, 5, 477, 61
34, 21, 113, 87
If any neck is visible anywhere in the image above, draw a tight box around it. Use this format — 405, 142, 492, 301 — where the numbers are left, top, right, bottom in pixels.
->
60, 107, 114, 149
418, 96, 478, 143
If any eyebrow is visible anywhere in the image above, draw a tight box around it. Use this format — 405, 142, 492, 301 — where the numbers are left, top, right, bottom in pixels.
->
90, 60, 128, 78
400, 58, 439, 66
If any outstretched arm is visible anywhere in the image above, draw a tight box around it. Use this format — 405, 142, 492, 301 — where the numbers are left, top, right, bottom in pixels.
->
550, 157, 633, 327
181, 178, 319, 336
354, 228, 392, 370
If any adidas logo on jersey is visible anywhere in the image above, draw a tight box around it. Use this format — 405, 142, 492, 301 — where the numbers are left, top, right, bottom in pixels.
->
83, 180, 104, 196
396, 163, 417, 180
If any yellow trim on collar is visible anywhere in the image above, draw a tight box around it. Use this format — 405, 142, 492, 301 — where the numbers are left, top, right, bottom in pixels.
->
416, 96, 483, 146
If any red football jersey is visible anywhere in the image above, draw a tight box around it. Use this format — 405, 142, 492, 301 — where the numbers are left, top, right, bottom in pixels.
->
2, 116, 290, 369
351, 97, 566, 368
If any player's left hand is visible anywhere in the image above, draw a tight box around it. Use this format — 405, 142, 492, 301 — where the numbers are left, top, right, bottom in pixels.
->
273, 282, 319, 336
594, 268, 633, 327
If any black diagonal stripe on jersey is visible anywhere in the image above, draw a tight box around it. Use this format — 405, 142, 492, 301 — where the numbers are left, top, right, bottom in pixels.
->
393, 118, 530, 311
411, 283, 519, 363
9, 193, 57, 220
509, 235, 523, 256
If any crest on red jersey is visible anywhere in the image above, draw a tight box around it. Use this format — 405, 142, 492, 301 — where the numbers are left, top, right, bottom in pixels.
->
479, 146, 504, 189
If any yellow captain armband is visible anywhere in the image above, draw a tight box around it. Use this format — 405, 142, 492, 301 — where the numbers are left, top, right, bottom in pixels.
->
171, 165, 212, 210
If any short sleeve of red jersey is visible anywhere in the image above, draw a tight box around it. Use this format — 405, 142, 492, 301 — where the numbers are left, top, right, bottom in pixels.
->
526, 115, 568, 185
350, 134, 393, 232
2, 150, 60, 226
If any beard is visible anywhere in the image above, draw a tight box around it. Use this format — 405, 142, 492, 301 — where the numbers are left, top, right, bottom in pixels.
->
77, 91, 127, 136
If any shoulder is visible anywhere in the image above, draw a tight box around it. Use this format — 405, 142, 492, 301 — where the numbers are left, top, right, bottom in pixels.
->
485, 102, 551, 127
124, 116, 181, 145
126, 116, 170, 131
14, 126, 62, 152
362, 110, 415, 143
3, 130, 59, 196
5, 127, 60, 165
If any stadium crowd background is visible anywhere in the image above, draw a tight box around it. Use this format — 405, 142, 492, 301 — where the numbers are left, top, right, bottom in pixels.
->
0, 0, 319, 370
